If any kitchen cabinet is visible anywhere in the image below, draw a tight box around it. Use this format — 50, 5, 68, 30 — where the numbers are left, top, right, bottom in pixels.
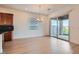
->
0, 13, 13, 41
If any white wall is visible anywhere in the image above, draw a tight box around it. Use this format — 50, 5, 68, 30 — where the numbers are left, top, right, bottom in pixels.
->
0, 7, 48, 39
69, 7, 79, 44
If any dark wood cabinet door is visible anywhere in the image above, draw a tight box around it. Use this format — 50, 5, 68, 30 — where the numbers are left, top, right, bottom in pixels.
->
0, 13, 13, 25
5, 14, 13, 25
0, 13, 1, 25
0, 13, 5, 25
4, 32, 12, 41
1, 13, 13, 25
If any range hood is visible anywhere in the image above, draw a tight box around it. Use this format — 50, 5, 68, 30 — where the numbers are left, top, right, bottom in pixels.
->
0, 25, 14, 34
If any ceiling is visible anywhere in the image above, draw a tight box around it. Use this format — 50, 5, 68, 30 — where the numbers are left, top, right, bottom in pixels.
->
0, 4, 74, 15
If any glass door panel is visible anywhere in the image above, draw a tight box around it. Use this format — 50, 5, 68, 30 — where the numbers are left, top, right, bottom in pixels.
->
50, 19, 58, 37
58, 19, 69, 40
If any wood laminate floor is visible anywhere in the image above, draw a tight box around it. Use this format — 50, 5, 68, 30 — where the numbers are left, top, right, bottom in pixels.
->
3, 37, 79, 54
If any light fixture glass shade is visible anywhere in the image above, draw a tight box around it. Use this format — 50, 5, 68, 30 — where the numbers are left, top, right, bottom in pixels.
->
37, 18, 40, 21
37, 17, 41, 22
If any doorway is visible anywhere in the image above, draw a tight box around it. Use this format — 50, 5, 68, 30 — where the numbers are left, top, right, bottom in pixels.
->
50, 15, 70, 41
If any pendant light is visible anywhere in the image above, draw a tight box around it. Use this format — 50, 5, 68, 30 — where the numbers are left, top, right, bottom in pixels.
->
37, 5, 41, 22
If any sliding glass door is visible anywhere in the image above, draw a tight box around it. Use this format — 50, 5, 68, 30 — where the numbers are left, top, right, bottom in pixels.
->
50, 18, 58, 37
50, 15, 69, 41
58, 19, 69, 40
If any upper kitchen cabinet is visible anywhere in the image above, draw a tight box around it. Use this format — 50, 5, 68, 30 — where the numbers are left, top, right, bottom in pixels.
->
0, 13, 4, 25
0, 13, 13, 25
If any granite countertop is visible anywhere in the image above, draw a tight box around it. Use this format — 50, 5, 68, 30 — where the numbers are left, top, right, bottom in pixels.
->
0, 25, 14, 34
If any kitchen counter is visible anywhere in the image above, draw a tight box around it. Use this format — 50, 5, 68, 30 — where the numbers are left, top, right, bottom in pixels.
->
0, 25, 14, 34
0, 25, 14, 53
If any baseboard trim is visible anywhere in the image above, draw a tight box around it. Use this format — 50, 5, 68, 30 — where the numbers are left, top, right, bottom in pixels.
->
44, 35, 50, 37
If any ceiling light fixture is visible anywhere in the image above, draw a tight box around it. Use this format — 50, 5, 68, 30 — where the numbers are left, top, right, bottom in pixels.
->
37, 5, 41, 22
